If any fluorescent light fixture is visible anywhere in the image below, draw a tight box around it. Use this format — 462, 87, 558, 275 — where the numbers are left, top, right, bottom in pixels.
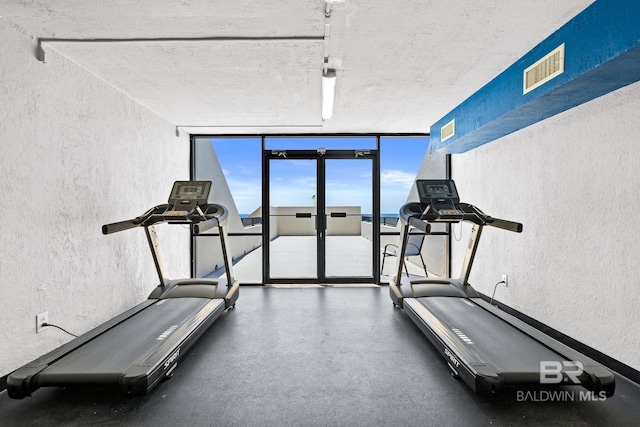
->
325, 0, 346, 11
322, 69, 337, 120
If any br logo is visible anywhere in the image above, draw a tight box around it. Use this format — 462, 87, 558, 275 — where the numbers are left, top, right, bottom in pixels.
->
540, 361, 584, 384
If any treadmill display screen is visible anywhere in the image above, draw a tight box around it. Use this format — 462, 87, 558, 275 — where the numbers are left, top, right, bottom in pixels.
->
426, 184, 448, 194
180, 186, 203, 196
168, 181, 212, 205
416, 179, 459, 203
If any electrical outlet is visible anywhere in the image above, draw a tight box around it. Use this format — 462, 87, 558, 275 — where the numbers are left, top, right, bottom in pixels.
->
501, 274, 509, 287
36, 312, 49, 333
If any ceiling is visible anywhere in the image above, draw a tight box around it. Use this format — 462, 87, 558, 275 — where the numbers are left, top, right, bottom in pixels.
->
1, 0, 595, 135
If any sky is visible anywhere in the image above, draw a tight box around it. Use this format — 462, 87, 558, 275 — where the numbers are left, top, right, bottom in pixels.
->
211, 136, 429, 215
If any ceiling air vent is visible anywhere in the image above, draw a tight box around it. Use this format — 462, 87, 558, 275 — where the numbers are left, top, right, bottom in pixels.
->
441, 119, 455, 142
523, 43, 565, 94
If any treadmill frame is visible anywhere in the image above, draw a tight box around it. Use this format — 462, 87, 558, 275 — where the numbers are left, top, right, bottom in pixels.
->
8, 187, 239, 399
8, 296, 225, 398
403, 296, 615, 396
390, 191, 615, 396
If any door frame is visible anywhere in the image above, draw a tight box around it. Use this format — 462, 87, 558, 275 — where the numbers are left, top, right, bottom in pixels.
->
262, 144, 380, 284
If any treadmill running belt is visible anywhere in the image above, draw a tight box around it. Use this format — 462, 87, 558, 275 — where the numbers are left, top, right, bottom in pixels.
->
36, 298, 222, 384
415, 297, 565, 373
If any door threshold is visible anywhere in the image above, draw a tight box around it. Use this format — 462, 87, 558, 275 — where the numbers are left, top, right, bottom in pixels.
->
268, 284, 323, 288
268, 283, 380, 288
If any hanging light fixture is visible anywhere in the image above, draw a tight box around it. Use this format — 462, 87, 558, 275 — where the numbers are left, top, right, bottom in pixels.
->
321, 0, 345, 121
324, 0, 346, 16
322, 69, 337, 121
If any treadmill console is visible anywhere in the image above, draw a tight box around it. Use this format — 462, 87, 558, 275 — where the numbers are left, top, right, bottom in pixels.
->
416, 179, 463, 220
168, 181, 212, 212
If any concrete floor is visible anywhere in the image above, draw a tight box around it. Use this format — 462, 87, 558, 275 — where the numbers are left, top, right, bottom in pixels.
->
1, 287, 639, 426
221, 235, 425, 284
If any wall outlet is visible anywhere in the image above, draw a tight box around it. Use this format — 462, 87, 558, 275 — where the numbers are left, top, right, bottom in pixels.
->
36, 311, 49, 333
501, 274, 509, 287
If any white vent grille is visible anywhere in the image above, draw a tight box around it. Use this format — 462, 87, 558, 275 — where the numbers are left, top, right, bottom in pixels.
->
523, 43, 565, 94
441, 119, 455, 142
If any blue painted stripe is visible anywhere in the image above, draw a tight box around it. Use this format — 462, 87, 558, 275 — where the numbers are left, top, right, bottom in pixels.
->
429, 0, 640, 154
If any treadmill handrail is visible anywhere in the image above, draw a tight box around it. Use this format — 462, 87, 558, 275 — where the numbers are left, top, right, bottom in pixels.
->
193, 204, 229, 234
399, 201, 522, 234
485, 217, 523, 233
463, 204, 523, 233
408, 216, 431, 234
102, 205, 166, 235
102, 203, 229, 235
102, 219, 139, 235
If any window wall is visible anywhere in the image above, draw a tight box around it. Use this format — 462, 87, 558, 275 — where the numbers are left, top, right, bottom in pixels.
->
192, 135, 447, 284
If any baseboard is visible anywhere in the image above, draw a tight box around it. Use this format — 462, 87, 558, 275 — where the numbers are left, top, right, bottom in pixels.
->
477, 293, 640, 385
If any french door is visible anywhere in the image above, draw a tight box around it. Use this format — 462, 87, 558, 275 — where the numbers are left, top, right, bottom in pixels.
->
262, 148, 380, 284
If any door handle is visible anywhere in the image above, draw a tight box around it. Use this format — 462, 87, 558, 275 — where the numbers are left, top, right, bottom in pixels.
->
316, 214, 325, 232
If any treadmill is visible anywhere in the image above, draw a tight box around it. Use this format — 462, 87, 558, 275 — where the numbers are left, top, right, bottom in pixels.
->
8, 180, 239, 398
390, 179, 615, 396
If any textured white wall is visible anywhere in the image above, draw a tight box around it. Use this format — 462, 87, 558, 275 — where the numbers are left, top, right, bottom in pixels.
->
450, 81, 640, 371
0, 21, 189, 377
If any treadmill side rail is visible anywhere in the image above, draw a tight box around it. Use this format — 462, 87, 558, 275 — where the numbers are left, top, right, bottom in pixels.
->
7, 300, 156, 399
404, 297, 616, 397
473, 298, 616, 397
121, 299, 225, 396
403, 298, 504, 395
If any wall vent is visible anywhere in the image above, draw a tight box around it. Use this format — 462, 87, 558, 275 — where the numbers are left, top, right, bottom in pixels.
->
441, 119, 455, 142
523, 43, 565, 94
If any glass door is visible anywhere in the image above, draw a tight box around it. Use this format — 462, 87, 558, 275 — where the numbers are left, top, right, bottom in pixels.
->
263, 146, 379, 284
267, 156, 318, 280
324, 158, 374, 279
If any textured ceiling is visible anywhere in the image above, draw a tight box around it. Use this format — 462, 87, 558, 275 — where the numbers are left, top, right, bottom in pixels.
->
0, 0, 595, 134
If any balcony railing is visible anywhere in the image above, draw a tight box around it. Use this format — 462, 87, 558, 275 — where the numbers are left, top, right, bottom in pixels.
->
241, 217, 262, 227
245, 214, 396, 228
361, 215, 399, 227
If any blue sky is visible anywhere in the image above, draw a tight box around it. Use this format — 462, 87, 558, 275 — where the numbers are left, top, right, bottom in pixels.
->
211, 136, 428, 215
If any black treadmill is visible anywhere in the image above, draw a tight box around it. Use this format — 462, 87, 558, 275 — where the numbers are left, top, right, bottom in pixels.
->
8, 181, 239, 398
390, 179, 615, 396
